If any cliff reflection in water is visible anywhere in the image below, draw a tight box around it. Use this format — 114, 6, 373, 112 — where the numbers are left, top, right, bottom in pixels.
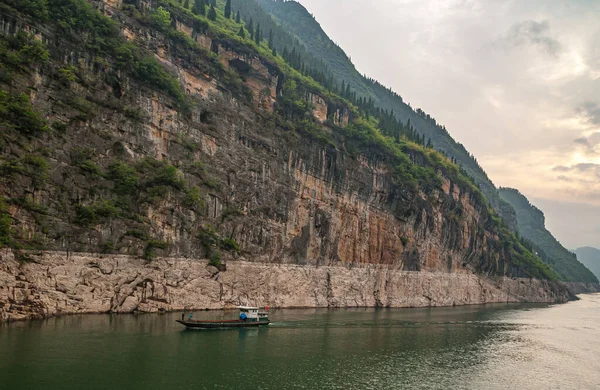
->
1, 296, 600, 389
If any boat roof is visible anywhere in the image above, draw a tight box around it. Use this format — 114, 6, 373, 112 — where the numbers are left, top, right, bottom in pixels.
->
238, 306, 259, 310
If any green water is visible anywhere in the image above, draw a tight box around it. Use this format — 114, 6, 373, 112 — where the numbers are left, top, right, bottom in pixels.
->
1, 295, 600, 389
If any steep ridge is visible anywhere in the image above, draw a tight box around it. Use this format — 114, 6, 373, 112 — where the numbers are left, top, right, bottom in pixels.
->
254, 0, 518, 230
575, 247, 600, 281
499, 189, 598, 283
0, 0, 567, 320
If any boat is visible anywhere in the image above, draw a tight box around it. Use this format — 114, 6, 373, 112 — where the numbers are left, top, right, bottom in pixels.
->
176, 306, 270, 329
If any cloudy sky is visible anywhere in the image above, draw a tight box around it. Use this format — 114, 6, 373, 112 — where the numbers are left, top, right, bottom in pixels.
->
298, 0, 600, 249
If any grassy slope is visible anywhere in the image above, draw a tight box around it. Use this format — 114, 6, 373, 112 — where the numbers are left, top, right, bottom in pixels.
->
499, 189, 598, 283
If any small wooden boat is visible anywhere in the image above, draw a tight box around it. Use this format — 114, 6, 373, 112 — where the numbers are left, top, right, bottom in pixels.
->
176, 306, 270, 329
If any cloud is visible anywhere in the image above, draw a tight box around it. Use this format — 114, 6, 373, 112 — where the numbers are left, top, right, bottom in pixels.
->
574, 163, 600, 172
574, 131, 600, 155
577, 102, 600, 126
502, 20, 562, 56
557, 175, 573, 182
553, 163, 600, 179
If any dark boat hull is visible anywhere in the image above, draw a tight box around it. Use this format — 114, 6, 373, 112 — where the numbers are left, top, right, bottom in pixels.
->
176, 320, 270, 329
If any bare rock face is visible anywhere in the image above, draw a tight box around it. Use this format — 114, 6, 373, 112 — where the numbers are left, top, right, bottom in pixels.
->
308, 93, 328, 123
0, 250, 571, 322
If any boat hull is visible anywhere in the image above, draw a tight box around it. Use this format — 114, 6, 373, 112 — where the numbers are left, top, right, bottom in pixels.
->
176, 320, 270, 329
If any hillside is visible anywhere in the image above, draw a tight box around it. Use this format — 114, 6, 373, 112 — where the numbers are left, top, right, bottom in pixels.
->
0, 0, 571, 321
254, 0, 518, 230
499, 189, 598, 283
575, 247, 600, 281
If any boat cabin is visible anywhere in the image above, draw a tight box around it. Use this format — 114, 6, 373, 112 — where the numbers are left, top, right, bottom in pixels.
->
239, 306, 269, 322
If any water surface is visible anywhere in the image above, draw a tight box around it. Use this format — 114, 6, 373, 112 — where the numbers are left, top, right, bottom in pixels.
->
1, 295, 599, 389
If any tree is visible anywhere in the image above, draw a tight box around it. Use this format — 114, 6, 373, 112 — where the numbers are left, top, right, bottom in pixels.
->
150, 6, 171, 31
183, 0, 190, 8
272, 47, 277, 57
254, 23, 261, 45
208, 4, 217, 21
247, 19, 254, 40
235, 11, 240, 23
192, 0, 206, 16
268, 29, 274, 49
224, 0, 232, 19
238, 26, 245, 39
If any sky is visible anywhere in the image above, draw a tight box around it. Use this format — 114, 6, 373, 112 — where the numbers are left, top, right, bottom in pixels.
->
297, 0, 600, 249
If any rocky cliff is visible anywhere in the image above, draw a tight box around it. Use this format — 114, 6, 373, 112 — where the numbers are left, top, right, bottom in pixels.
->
0, 250, 572, 322
0, 0, 565, 321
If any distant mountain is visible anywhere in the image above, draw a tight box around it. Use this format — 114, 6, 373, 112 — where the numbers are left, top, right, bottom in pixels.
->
499, 189, 598, 283
575, 247, 600, 282
252, 0, 518, 230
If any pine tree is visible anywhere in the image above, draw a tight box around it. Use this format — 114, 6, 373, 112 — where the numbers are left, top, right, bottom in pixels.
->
183, 0, 189, 8
235, 11, 240, 23
272, 47, 277, 57
192, 0, 205, 16
254, 23, 261, 45
247, 19, 254, 40
209, 0, 216, 5
208, 4, 216, 20
268, 29, 274, 49
238, 26, 245, 39
224, 0, 232, 19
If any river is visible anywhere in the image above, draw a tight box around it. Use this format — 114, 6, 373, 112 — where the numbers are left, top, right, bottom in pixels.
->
1, 294, 599, 389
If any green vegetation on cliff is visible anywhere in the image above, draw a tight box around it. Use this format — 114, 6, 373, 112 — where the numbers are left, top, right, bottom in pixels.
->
499, 188, 598, 283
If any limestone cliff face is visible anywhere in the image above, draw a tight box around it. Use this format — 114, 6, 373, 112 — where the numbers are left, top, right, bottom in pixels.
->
0, 250, 571, 322
0, 0, 563, 322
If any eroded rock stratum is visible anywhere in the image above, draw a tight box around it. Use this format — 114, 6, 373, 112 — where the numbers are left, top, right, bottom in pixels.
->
0, 250, 571, 322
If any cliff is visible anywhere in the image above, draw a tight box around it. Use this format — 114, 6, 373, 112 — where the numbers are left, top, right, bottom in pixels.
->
499, 188, 598, 283
0, 0, 565, 321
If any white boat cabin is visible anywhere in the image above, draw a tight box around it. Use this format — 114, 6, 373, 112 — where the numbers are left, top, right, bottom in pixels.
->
238, 306, 269, 322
